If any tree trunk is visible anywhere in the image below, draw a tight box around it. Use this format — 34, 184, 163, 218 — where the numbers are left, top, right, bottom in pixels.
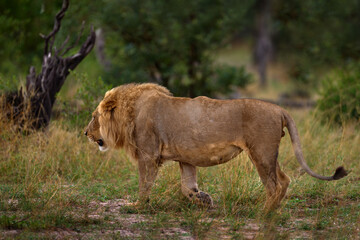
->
95, 28, 111, 70
3, 0, 96, 130
254, 0, 273, 88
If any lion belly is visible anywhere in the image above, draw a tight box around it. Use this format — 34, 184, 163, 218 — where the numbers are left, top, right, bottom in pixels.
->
190, 144, 243, 167
161, 143, 243, 167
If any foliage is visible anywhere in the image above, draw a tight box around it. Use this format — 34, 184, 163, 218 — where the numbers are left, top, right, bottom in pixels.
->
2, 0, 360, 98
100, 0, 255, 97
210, 65, 252, 96
273, 0, 360, 85
0, 75, 19, 93
75, 72, 111, 113
0, 0, 61, 75
0, 0, 99, 76
54, 71, 111, 129
317, 63, 360, 124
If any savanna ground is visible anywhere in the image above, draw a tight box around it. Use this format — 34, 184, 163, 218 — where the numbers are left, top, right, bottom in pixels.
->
1, 44, 360, 239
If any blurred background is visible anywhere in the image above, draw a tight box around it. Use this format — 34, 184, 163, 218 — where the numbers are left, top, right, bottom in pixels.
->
1, 0, 359, 124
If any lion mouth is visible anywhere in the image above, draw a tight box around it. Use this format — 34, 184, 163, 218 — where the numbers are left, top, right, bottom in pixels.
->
96, 139, 108, 152
96, 139, 104, 146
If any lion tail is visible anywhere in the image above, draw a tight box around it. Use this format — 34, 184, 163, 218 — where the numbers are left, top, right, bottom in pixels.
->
283, 111, 348, 181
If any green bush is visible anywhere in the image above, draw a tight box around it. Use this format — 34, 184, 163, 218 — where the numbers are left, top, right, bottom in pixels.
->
273, 0, 360, 86
209, 65, 253, 96
101, 0, 255, 97
55, 72, 111, 129
75, 72, 111, 112
317, 64, 360, 124
0, 75, 19, 93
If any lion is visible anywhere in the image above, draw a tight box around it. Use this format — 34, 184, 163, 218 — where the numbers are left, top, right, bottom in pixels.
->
84, 83, 348, 210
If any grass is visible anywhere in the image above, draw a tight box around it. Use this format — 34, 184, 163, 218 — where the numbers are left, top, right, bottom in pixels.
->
0, 108, 359, 239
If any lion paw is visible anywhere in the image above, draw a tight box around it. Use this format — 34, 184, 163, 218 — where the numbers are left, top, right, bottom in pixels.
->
197, 191, 214, 206
193, 191, 214, 207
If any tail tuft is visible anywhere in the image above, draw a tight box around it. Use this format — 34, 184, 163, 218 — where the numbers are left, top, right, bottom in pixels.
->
332, 166, 349, 180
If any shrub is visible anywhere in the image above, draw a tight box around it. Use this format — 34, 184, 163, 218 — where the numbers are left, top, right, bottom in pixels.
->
0, 75, 19, 94
317, 64, 360, 124
101, 0, 255, 97
75, 72, 111, 112
55, 72, 111, 129
210, 65, 252, 96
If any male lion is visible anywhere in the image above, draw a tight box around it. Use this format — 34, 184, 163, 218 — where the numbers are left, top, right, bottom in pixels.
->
84, 83, 348, 209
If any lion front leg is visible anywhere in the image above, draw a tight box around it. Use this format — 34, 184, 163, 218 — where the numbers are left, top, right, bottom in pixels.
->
137, 159, 159, 204
179, 162, 214, 207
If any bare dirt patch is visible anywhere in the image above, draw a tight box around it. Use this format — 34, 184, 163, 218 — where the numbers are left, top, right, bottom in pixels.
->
1, 198, 359, 239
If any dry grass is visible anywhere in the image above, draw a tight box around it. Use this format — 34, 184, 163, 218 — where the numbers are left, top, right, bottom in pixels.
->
0, 108, 359, 239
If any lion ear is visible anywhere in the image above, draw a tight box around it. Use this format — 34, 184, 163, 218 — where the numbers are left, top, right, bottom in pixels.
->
98, 95, 117, 118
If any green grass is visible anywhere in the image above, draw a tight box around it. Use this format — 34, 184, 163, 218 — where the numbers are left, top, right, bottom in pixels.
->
0, 109, 359, 239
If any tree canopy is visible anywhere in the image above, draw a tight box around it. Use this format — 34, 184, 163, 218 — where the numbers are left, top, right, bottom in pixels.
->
1, 0, 360, 97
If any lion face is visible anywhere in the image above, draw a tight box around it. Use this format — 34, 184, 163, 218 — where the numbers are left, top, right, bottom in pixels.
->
84, 110, 108, 152
84, 83, 172, 156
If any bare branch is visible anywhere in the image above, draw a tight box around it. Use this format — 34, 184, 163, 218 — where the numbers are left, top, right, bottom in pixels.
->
61, 21, 86, 57
55, 35, 70, 56
43, 0, 69, 55
66, 26, 96, 71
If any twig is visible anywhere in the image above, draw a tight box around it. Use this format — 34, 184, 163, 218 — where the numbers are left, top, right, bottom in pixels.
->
43, 0, 69, 55
61, 21, 86, 57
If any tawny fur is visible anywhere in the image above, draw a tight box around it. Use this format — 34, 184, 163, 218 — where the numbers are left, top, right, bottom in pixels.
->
84, 83, 348, 210
97, 83, 171, 159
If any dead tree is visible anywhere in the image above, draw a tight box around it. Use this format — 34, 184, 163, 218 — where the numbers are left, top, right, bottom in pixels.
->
3, 0, 96, 130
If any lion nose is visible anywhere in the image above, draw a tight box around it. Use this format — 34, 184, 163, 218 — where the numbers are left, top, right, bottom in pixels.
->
84, 131, 88, 136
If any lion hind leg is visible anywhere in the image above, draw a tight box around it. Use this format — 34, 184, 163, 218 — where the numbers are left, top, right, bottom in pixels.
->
179, 162, 214, 207
276, 162, 290, 203
248, 147, 286, 211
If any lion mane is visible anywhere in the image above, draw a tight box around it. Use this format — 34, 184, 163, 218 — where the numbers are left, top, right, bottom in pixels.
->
97, 83, 171, 159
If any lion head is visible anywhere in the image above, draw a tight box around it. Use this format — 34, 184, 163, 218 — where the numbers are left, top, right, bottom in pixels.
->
84, 83, 172, 155
84, 109, 109, 151
84, 87, 124, 152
